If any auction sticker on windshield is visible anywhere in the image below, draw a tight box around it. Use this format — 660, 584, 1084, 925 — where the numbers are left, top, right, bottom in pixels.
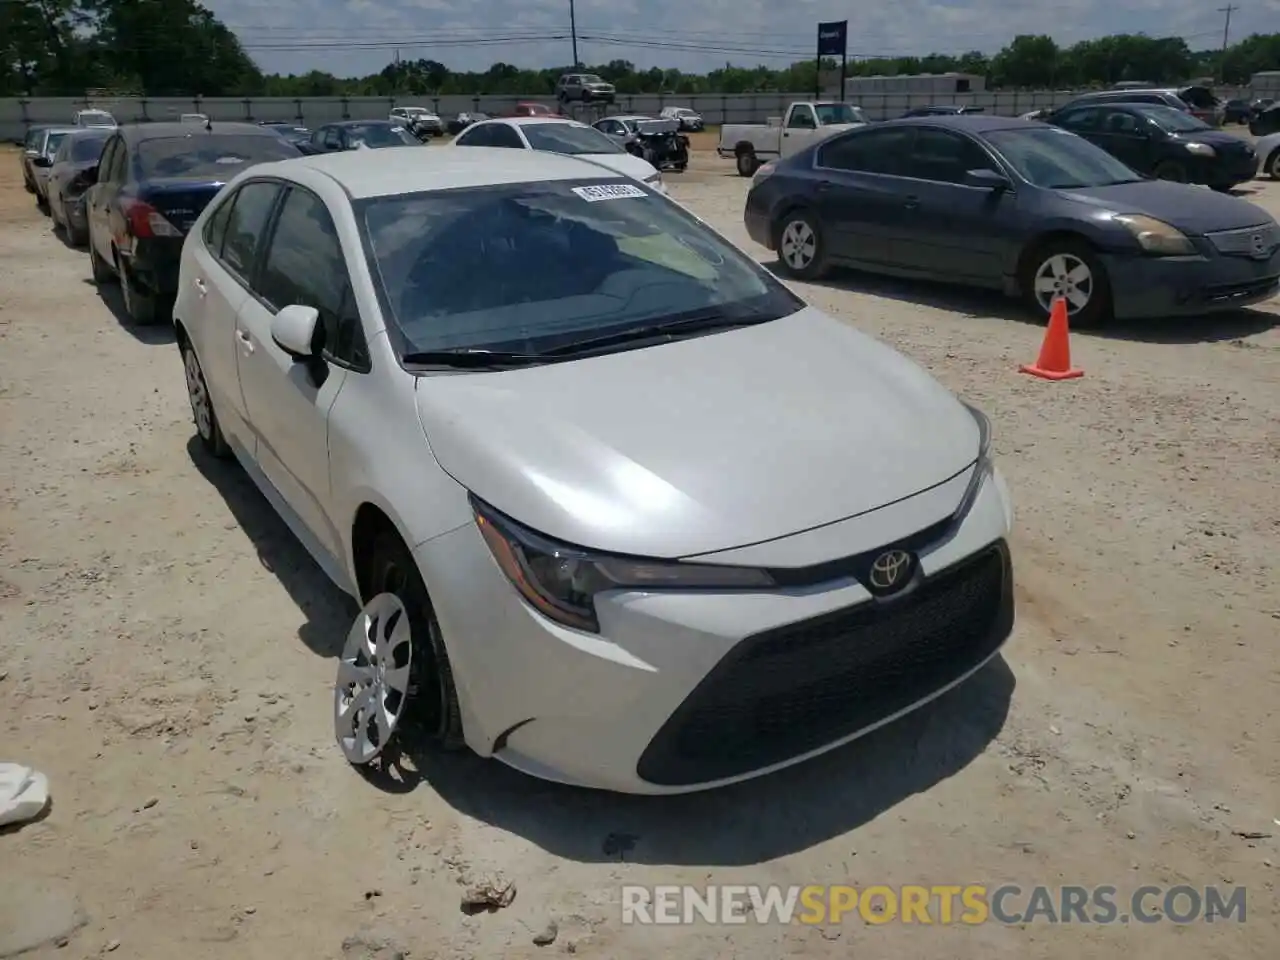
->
573, 184, 648, 202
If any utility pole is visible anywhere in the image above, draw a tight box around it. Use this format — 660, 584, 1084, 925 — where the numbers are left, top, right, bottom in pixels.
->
1217, 5, 1237, 82
569, 0, 579, 67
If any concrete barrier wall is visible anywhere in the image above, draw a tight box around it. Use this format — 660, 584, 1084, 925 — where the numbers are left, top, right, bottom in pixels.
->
1, 87, 1252, 142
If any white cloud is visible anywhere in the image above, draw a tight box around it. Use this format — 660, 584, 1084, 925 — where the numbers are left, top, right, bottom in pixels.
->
202, 0, 1280, 77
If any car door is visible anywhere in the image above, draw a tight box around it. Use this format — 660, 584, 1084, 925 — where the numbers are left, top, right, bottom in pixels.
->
87, 136, 125, 267
893, 127, 1019, 283
234, 184, 362, 561
781, 105, 819, 158
811, 126, 918, 268
1096, 108, 1155, 173
185, 181, 282, 453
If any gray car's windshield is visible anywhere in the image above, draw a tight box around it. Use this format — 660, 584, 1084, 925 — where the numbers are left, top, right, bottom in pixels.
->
985, 126, 1143, 189
522, 123, 624, 155
360, 180, 801, 358
1131, 104, 1211, 133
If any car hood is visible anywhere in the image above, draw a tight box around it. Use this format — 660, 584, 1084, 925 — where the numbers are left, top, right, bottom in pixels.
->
577, 152, 659, 182
414, 307, 979, 558
1057, 180, 1274, 234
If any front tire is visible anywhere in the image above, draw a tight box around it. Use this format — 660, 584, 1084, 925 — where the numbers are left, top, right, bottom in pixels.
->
364, 531, 464, 750
1153, 160, 1188, 183
1021, 238, 1112, 328
1267, 150, 1280, 180
772, 210, 830, 281
182, 339, 231, 459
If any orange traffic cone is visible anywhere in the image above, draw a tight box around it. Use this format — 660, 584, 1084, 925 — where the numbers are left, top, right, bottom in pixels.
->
1020, 297, 1083, 380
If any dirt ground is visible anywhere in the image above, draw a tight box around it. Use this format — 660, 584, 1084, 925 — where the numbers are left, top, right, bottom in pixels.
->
1, 141, 1277, 960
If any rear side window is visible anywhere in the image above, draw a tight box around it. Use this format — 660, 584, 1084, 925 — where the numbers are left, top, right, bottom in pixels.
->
72, 135, 109, 162
136, 134, 300, 179
202, 190, 237, 256
818, 127, 915, 175
488, 125, 525, 148
455, 125, 491, 147
220, 181, 281, 279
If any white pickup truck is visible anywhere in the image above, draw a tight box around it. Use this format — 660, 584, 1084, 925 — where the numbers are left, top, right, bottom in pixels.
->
719, 101, 869, 176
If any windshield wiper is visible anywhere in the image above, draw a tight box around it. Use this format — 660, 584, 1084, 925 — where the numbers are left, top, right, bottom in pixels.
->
401, 348, 547, 368
539, 310, 777, 357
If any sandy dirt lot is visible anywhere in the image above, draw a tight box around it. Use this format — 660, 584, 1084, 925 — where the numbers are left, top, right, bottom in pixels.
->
1, 142, 1277, 960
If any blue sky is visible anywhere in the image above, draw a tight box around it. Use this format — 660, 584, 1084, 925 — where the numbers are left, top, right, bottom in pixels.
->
203, 0, 1280, 77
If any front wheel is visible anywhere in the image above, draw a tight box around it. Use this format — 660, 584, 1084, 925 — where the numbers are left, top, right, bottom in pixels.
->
1153, 160, 1188, 182
1021, 240, 1112, 328
1267, 150, 1280, 180
773, 210, 829, 281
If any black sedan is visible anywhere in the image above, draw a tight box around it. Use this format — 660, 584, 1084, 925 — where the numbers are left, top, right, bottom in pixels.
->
1251, 103, 1280, 137
302, 120, 421, 154
83, 121, 302, 324
744, 115, 1280, 327
47, 128, 112, 245
1047, 102, 1257, 190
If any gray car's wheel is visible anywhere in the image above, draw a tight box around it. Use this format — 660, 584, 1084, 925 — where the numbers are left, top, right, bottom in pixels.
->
181, 339, 231, 458
1021, 239, 1111, 328
1267, 149, 1280, 179
773, 210, 829, 281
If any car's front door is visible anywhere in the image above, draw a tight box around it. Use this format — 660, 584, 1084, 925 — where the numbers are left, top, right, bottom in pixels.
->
188, 180, 282, 453
811, 125, 917, 267
893, 126, 1018, 283
781, 105, 820, 158
234, 184, 361, 561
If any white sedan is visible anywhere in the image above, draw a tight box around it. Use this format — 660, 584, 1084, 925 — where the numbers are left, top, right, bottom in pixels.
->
174, 147, 1015, 794
451, 115, 665, 192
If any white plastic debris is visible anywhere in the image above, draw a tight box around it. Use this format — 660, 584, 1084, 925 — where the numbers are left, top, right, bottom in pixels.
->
0, 764, 50, 828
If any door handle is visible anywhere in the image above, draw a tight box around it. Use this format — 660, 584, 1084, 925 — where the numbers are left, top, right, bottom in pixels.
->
193, 277, 207, 297
236, 329, 254, 353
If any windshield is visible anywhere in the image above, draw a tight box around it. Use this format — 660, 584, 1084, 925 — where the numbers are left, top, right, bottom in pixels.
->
359, 179, 800, 357
136, 134, 301, 178
71, 135, 108, 162
985, 126, 1142, 189
1131, 104, 1211, 133
675, 109, 697, 117
401, 108, 428, 116
522, 123, 623, 155
78, 112, 114, 126
815, 103, 865, 125
43, 132, 70, 156
580, 75, 604, 84
347, 123, 418, 147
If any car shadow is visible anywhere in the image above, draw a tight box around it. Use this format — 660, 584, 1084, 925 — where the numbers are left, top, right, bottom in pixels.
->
780, 261, 1280, 345
184, 436, 357, 657
369, 651, 1014, 867
84, 277, 176, 345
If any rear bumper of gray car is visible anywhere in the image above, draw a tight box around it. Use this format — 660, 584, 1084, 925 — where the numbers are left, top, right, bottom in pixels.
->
1103, 248, 1280, 318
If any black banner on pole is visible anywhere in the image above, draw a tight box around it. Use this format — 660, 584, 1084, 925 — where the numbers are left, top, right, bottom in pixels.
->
816, 21, 847, 98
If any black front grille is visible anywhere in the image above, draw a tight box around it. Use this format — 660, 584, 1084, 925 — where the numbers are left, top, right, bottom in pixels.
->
636, 541, 1013, 786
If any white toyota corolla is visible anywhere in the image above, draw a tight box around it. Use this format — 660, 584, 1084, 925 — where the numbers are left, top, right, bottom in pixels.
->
174, 147, 1016, 794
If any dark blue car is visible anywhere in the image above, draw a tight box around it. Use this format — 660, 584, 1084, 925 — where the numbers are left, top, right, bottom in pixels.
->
744, 115, 1280, 326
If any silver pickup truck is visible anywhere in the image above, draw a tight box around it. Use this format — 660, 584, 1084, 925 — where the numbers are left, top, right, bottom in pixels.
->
718, 102, 869, 176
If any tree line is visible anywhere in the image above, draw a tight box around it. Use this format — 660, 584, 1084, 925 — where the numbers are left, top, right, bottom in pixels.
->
3, 0, 1279, 98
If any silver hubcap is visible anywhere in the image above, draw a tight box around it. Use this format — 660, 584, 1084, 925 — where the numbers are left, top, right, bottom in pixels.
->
183, 348, 212, 440
335, 593, 413, 765
1033, 253, 1093, 315
780, 220, 817, 270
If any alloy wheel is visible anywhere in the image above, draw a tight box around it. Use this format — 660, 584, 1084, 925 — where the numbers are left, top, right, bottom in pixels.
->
1033, 253, 1093, 315
780, 220, 817, 271
334, 592, 413, 765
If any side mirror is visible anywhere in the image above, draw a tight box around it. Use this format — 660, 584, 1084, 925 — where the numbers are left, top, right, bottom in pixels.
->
963, 168, 1011, 191
32, 155, 52, 168
271, 305, 320, 360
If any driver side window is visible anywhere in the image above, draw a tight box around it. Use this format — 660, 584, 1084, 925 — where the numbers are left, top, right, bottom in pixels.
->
788, 107, 816, 129
488, 125, 525, 148
1057, 108, 1099, 132
456, 125, 490, 146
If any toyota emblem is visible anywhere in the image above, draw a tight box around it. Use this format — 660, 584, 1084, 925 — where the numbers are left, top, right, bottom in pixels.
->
868, 549, 913, 593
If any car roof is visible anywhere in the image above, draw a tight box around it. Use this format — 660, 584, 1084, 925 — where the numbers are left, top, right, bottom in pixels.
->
327, 119, 400, 128
42, 126, 79, 135
485, 116, 588, 128
265, 146, 626, 199
113, 121, 277, 143
603, 115, 651, 122
875, 114, 1036, 134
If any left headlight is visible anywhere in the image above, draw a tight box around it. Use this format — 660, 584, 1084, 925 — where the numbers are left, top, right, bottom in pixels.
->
471, 496, 774, 633
1112, 214, 1197, 256
1184, 141, 1217, 157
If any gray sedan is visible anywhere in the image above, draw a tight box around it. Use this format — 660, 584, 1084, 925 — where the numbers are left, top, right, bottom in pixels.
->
25, 127, 77, 210
745, 115, 1279, 326
47, 128, 112, 246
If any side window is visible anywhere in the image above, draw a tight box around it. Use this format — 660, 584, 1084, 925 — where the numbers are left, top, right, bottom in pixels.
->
324, 127, 343, 150
311, 127, 328, 146
53, 138, 70, 163
489, 124, 525, 148
817, 127, 915, 175
96, 138, 119, 178
220, 181, 281, 279
1056, 108, 1099, 132
202, 188, 238, 256
787, 106, 816, 129
906, 128, 996, 184
257, 188, 368, 368
1101, 110, 1140, 134
105, 140, 128, 182
455, 125, 490, 146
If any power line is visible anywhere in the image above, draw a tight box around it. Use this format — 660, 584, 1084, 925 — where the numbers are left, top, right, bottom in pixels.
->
1217, 4, 1239, 81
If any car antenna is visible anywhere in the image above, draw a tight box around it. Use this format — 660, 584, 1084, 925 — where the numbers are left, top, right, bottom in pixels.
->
205, 116, 213, 132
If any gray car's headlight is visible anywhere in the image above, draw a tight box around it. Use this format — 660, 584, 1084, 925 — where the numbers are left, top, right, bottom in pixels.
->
472, 496, 774, 632
1112, 214, 1197, 256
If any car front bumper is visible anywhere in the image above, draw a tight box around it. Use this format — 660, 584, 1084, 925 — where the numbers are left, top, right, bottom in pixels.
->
1104, 247, 1280, 319
416, 462, 1015, 794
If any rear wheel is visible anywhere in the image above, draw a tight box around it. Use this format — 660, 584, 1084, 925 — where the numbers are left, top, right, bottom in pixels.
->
89, 242, 115, 284
1021, 238, 1111, 328
181, 339, 231, 459
1153, 160, 1187, 182
1267, 150, 1280, 179
119, 257, 163, 325
773, 210, 829, 281
735, 147, 759, 177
